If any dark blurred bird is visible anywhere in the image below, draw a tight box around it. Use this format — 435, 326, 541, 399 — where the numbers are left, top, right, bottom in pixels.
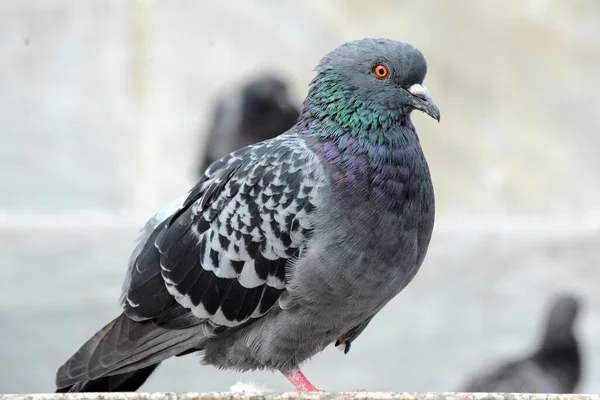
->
197, 74, 300, 177
460, 294, 582, 393
55, 38, 440, 393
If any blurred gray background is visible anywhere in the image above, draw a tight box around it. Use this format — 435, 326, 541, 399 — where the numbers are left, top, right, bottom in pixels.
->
1, 0, 600, 394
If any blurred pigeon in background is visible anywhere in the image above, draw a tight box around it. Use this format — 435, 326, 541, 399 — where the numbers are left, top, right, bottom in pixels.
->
55, 38, 440, 393
197, 73, 299, 177
460, 294, 582, 393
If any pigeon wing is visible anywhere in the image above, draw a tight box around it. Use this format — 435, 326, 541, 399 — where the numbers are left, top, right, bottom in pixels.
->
123, 133, 324, 332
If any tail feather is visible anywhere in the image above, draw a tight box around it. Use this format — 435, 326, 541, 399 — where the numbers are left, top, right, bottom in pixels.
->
56, 313, 202, 391
55, 364, 159, 393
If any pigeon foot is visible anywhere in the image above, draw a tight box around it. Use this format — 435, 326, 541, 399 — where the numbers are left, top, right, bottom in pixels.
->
335, 336, 352, 354
283, 370, 320, 392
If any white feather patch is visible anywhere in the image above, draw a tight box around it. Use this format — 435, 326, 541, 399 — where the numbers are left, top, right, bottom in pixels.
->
211, 306, 240, 327
190, 300, 211, 319
237, 261, 264, 288
266, 273, 285, 289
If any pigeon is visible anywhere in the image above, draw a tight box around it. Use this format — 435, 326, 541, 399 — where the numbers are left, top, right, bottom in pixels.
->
198, 73, 300, 177
460, 294, 582, 393
55, 38, 440, 393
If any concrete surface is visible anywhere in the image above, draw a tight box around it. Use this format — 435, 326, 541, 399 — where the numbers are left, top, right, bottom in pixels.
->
1, 0, 599, 396
2, 393, 600, 400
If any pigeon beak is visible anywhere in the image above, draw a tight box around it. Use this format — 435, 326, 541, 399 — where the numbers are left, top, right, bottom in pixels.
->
408, 84, 441, 122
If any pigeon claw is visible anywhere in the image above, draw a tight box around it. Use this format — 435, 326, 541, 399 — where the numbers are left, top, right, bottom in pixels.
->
335, 336, 352, 354
344, 340, 351, 354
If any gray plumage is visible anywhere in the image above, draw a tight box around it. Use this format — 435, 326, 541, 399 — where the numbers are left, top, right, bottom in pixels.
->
198, 74, 299, 177
55, 38, 440, 392
461, 294, 582, 393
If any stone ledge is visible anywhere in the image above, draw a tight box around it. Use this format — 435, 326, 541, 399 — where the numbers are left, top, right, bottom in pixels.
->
1, 394, 599, 400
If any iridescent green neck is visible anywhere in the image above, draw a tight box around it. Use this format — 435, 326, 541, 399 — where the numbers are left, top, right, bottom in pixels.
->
299, 71, 412, 147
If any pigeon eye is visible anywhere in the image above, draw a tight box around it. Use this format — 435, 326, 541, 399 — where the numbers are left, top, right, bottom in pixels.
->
373, 64, 390, 79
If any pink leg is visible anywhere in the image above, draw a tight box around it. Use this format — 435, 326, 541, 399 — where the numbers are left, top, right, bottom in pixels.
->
283, 370, 320, 392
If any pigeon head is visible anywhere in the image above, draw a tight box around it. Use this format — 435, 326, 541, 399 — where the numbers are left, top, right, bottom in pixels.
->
530, 294, 582, 390
242, 75, 290, 113
540, 294, 581, 349
240, 74, 299, 139
303, 38, 440, 129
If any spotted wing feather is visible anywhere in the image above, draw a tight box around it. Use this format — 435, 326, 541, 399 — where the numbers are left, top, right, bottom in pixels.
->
122, 133, 323, 333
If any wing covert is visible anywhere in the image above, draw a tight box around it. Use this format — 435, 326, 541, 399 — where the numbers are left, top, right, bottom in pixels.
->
123, 134, 324, 332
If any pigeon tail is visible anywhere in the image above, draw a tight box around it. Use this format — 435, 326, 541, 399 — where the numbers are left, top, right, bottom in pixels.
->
55, 363, 159, 393
55, 313, 203, 391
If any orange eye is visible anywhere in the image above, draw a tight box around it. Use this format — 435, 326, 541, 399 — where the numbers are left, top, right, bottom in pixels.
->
373, 64, 390, 79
